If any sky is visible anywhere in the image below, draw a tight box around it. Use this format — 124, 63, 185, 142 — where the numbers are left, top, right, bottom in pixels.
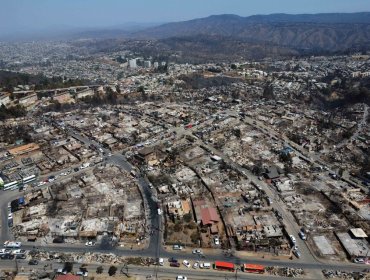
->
1, 0, 370, 36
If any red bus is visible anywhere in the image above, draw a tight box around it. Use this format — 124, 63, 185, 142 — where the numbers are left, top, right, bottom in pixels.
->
214, 261, 235, 272
242, 264, 265, 274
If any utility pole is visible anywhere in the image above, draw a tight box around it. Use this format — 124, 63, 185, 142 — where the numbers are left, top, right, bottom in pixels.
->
235, 268, 240, 280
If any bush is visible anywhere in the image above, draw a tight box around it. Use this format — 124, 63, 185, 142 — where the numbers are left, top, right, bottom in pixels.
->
63, 262, 73, 273
183, 213, 192, 223
108, 266, 117, 276
96, 266, 104, 274
190, 231, 201, 244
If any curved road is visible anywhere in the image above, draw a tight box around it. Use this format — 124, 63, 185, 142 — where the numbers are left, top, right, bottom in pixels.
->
0, 116, 368, 277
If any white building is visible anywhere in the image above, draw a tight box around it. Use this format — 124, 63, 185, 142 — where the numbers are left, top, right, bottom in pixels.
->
144, 61, 152, 68
0, 93, 11, 106
129, 59, 137, 69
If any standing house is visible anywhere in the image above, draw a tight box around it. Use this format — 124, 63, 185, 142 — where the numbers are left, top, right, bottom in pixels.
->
193, 199, 220, 234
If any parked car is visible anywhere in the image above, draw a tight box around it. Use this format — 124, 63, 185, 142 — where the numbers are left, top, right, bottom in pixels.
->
353, 258, 365, 264
192, 262, 199, 269
176, 276, 187, 280
16, 254, 26, 259
85, 241, 96, 246
214, 237, 220, 245
29, 259, 39, 265
173, 244, 183, 250
293, 249, 301, 258
170, 262, 180, 267
168, 257, 178, 263
289, 235, 296, 245
199, 262, 211, 269
53, 237, 64, 243
76, 271, 88, 277
1, 254, 15, 260
182, 260, 190, 268
299, 231, 307, 240
158, 258, 164, 266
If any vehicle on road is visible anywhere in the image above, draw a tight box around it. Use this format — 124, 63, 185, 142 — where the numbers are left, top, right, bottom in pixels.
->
80, 162, 90, 169
299, 231, 307, 240
53, 237, 64, 243
0, 249, 11, 255
182, 260, 190, 268
242, 264, 265, 274
170, 262, 180, 267
214, 237, 220, 245
192, 262, 199, 269
293, 249, 301, 258
29, 259, 39, 265
199, 262, 211, 269
353, 258, 365, 264
38, 181, 46, 187
1, 254, 15, 260
4, 241, 21, 248
12, 249, 26, 255
192, 249, 202, 254
85, 241, 96, 246
168, 257, 178, 263
173, 244, 183, 250
76, 271, 88, 277
214, 261, 235, 272
16, 254, 26, 259
176, 276, 187, 280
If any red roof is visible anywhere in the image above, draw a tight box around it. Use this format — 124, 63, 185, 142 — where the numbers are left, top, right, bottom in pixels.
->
215, 261, 234, 269
55, 275, 81, 280
200, 207, 219, 225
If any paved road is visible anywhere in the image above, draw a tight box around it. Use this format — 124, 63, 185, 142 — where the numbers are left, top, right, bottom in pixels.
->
1, 113, 369, 276
0, 260, 324, 280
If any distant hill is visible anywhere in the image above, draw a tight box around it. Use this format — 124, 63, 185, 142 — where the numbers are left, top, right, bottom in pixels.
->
132, 13, 370, 52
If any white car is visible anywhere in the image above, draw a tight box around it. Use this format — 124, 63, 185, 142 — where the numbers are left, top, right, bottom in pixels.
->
176, 276, 187, 280
192, 261, 199, 269
353, 258, 365, 264
182, 260, 190, 268
192, 249, 202, 254
289, 235, 296, 244
85, 241, 95, 246
214, 237, 220, 245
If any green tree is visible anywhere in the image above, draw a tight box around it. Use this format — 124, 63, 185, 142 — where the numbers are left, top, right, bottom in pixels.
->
96, 266, 104, 274
183, 213, 192, 223
108, 266, 117, 276
63, 262, 73, 273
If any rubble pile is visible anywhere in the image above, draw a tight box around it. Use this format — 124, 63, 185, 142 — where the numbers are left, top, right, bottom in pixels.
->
266, 266, 305, 277
322, 270, 368, 279
27, 250, 157, 267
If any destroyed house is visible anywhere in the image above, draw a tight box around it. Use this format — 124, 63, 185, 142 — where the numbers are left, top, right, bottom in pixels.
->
137, 147, 157, 164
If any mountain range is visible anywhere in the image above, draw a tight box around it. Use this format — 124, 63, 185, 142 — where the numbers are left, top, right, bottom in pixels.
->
132, 13, 370, 52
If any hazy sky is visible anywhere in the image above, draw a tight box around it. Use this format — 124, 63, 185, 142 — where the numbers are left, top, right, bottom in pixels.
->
1, 0, 370, 36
